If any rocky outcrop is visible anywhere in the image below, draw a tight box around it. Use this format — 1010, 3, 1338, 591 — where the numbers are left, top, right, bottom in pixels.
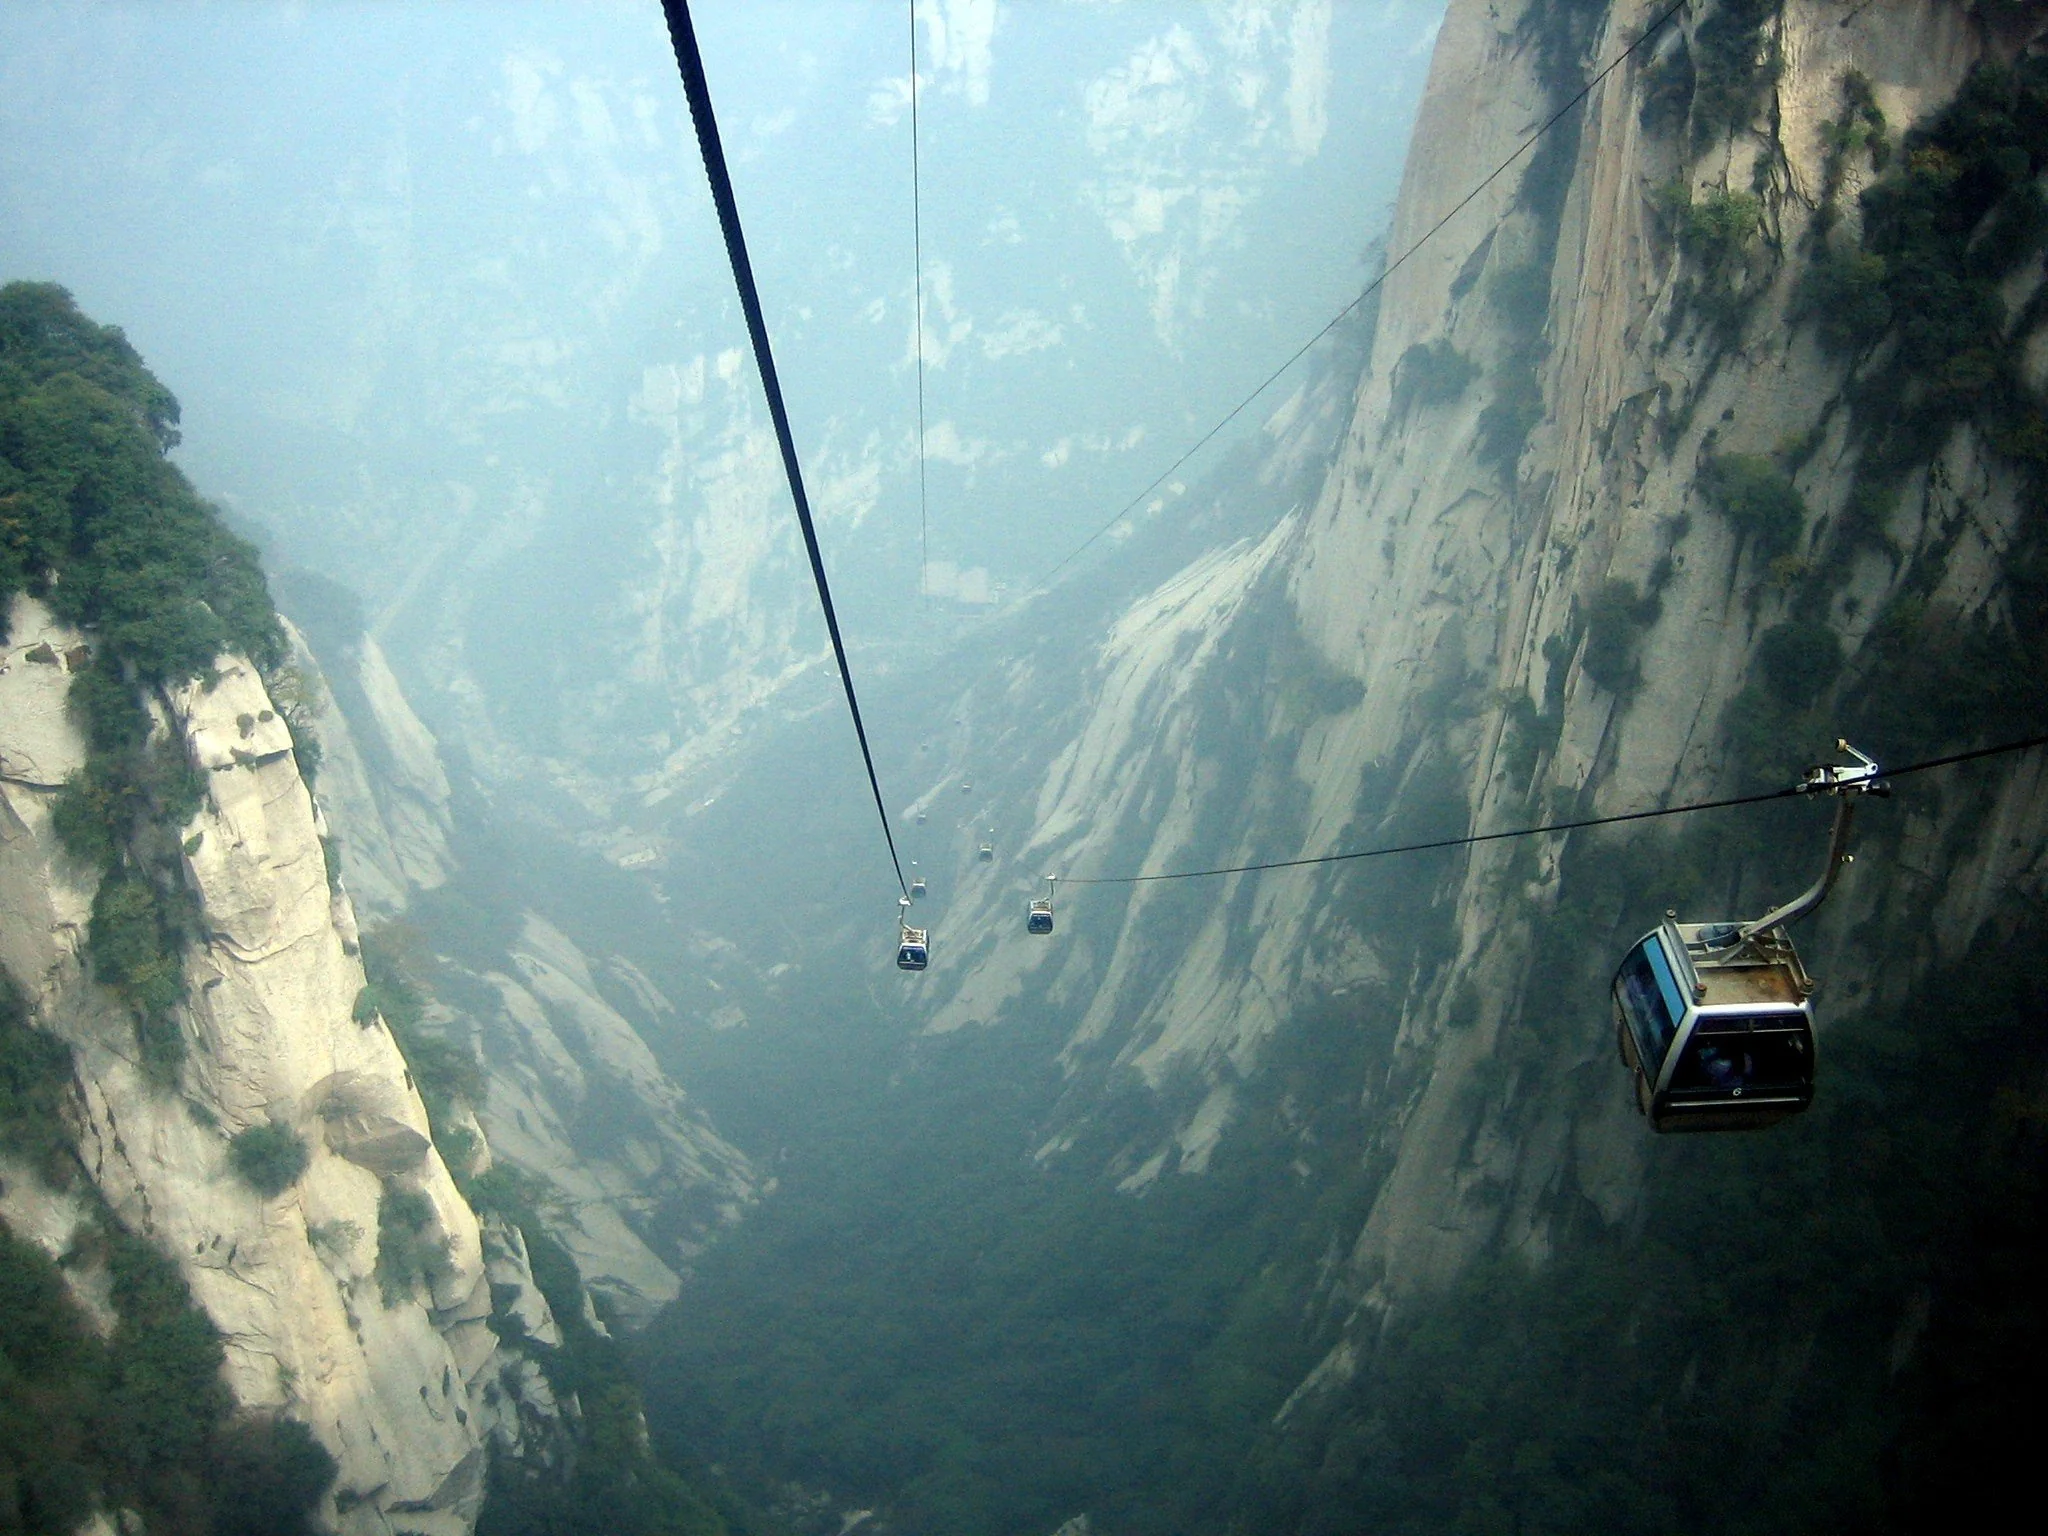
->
0, 594, 558, 1536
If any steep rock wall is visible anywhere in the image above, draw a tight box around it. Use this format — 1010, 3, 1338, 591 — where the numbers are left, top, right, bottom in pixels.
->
0, 595, 554, 1536
922, 0, 2047, 1325
299, 624, 456, 919
1314, 0, 2048, 1306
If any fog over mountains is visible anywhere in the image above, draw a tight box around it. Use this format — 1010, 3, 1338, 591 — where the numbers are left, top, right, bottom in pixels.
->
2, 0, 1440, 804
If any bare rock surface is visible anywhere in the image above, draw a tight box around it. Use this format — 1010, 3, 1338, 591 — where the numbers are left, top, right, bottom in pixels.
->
0, 593, 558, 1536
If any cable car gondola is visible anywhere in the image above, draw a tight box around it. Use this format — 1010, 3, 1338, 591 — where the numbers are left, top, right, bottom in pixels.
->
1027, 874, 1056, 935
910, 862, 927, 900
1612, 741, 1884, 1133
896, 897, 929, 971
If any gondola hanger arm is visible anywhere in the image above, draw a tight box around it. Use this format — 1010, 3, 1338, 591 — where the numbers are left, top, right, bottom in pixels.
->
1739, 741, 1888, 941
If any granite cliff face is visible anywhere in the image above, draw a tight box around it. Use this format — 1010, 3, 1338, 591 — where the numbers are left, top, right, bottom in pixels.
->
1, 595, 550, 1536
919, 0, 2048, 1345
1, 583, 754, 1533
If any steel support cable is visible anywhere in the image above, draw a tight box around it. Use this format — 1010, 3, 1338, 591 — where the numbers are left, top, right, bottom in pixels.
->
1059, 734, 2048, 887
659, 0, 909, 896
1023, 0, 1697, 598
1870, 732, 2048, 780
909, 0, 931, 603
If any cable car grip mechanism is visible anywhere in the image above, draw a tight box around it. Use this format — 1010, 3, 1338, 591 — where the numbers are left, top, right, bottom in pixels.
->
1738, 740, 1888, 942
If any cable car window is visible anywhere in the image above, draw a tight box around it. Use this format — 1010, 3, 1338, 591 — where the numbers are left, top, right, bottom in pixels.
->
1615, 945, 1679, 1067
1668, 1017, 1810, 1092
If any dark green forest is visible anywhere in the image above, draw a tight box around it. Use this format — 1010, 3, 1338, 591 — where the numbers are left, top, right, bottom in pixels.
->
633, 812, 2047, 1536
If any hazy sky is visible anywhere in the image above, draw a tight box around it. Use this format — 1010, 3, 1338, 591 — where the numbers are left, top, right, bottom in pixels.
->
1, 0, 1444, 762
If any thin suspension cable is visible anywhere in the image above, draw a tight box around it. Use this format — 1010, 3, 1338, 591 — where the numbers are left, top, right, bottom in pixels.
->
1873, 733, 2048, 780
659, 0, 909, 896
1060, 735, 2048, 887
1024, 0, 1696, 598
909, 0, 931, 604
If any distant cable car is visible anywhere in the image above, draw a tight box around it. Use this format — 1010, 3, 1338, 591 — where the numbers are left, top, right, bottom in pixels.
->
978, 831, 995, 863
910, 862, 927, 900
1612, 742, 1884, 1133
961, 780, 973, 794
1028, 874, 1056, 935
917, 811, 928, 825
896, 897, 929, 972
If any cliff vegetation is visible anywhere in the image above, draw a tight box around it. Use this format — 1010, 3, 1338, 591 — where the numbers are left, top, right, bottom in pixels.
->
1, 281, 297, 1080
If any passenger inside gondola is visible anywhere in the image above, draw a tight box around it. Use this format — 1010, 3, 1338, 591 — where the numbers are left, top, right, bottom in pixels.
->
1692, 1040, 1751, 1089
1668, 1020, 1808, 1093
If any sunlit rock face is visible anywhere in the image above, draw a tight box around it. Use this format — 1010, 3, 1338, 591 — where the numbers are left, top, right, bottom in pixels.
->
920, 0, 2048, 1333
0, 594, 560, 1536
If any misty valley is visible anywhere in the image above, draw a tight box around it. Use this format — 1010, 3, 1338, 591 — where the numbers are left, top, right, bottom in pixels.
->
3, 3, 2046, 1536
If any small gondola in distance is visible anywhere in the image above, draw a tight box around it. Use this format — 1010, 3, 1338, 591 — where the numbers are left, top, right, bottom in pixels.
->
896, 896, 929, 971
1028, 874, 1056, 935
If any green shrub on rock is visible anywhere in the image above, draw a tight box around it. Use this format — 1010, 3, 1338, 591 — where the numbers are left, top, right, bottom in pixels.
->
87, 869, 198, 1083
207, 1417, 338, 1536
0, 1221, 103, 1535
1701, 453, 1807, 562
1797, 249, 1891, 355
1579, 579, 1662, 696
228, 1121, 311, 1198
1688, 0, 1781, 149
376, 1183, 453, 1307
1390, 338, 1478, 416
1657, 183, 1766, 336
1754, 618, 1844, 710
0, 967, 76, 1180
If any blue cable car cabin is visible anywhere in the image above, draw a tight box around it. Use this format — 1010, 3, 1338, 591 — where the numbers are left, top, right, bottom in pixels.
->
1612, 918, 1815, 1133
897, 924, 929, 971
1027, 900, 1053, 935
